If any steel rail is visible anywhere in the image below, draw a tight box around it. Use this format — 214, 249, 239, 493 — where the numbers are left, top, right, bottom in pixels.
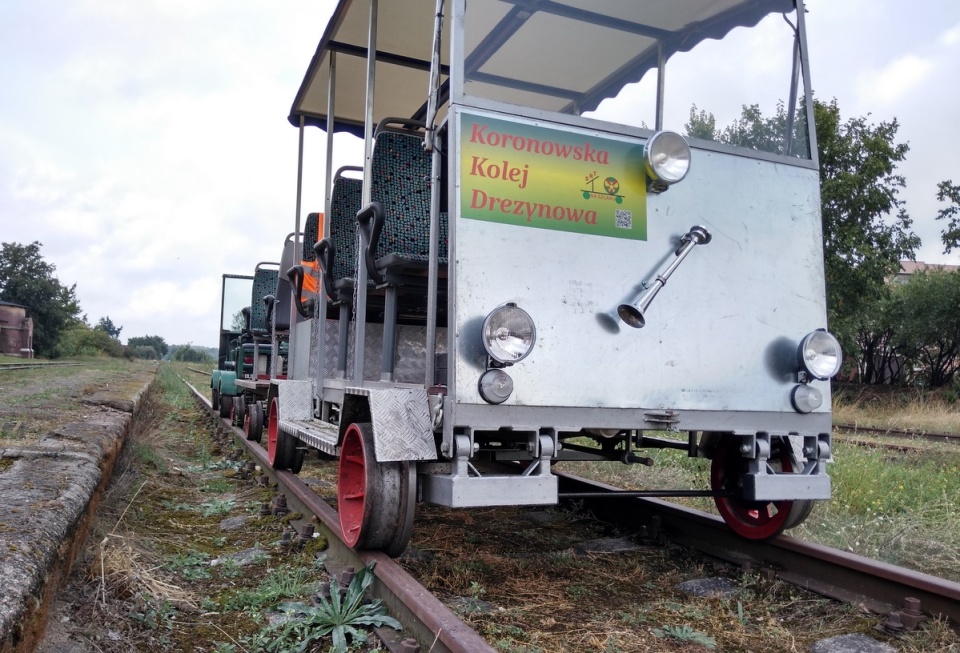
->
835, 422, 960, 444
180, 376, 495, 653
555, 471, 960, 625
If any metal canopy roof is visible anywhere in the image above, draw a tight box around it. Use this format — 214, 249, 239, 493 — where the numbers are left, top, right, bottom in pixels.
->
288, 0, 796, 135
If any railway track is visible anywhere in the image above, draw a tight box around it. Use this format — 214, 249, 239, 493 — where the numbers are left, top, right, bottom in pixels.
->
180, 375, 960, 648
180, 376, 496, 653
835, 422, 960, 444
561, 474, 960, 627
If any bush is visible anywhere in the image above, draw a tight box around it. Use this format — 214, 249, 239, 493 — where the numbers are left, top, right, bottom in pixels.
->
57, 324, 125, 358
130, 345, 159, 360
172, 345, 212, 364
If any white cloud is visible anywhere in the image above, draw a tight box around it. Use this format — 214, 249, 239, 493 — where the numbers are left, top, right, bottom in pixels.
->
0, 0, 337, 346
854, 54, 935, 107
939, 22, 960, 46
127, 278, 219, 319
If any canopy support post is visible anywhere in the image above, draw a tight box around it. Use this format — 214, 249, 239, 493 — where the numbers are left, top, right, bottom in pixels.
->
353, 0, 379, 385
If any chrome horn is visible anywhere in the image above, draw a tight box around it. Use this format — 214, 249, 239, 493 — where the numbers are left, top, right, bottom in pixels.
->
618, 225, 712, 328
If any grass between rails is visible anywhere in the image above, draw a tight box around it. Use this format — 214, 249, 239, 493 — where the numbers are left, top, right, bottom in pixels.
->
50, 363, 395, 653
397, 500, 959, 652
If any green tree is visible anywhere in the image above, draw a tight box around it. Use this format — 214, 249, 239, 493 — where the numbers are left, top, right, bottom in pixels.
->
686, 100, 808, 157
0, 241, 83, 358
935, 180, 960, 254
96, 315, 123, 339
128, 335, 169, 357
815, 100, 919, 328
686, 105, 718, 141
891, 269, 960, 388
848, 289, 905, 385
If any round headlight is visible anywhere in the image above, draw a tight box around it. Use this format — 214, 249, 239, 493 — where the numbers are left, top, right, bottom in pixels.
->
797, 330, 842, 380
482, 304, 536, 364
644, 131, 691, 185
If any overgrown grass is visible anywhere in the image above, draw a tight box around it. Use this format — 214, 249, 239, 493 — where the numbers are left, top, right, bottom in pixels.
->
0, 357, 157, 446
814, 386, 960, 580
219, 566, 318, 612
155, 362, 199, 411
810, 450, 960, 574
833, 383, 960, 434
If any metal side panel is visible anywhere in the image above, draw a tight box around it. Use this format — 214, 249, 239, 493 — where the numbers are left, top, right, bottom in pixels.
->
277, 379, 313, 420
291, 320, 313, 380
345, 386, 436, 462
321, 319, 447, 384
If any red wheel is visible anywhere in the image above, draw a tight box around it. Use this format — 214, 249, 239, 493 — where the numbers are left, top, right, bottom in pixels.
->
266, 397, 301, 471
337, 423, 416, 557
267, 397, 282, 466
711, 436, 795, 540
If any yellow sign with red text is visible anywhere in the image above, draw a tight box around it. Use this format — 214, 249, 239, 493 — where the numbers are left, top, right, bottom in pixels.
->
460, 113, 647, 240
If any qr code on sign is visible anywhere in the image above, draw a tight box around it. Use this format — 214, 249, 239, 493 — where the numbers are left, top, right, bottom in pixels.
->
615, 209, 632, 229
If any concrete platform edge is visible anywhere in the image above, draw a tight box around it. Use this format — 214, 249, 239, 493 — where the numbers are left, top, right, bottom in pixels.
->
0, 372, 157, 653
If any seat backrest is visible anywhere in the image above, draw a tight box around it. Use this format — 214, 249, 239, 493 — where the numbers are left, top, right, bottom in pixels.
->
275, 241, 294, 331
250, 267, 278, 332
329, 177, 363, 282
303, 212, 322, 262
369, 131, 433, 261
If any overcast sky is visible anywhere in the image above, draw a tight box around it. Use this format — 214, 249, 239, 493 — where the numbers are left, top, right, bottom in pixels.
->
1, 0, 958, 348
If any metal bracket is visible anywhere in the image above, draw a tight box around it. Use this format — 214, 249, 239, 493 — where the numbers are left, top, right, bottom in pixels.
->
522, 434, 555, 478
427, 392, 444, 432
644, 410, 680, 426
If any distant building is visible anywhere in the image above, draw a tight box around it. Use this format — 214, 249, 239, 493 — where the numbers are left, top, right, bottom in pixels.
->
0, 301, 34, 357
893, 260, 960, 284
